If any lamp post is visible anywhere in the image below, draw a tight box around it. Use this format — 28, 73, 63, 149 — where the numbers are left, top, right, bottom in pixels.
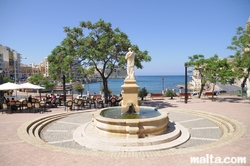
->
160, 78, 166, 95
184, 63, 188, 103
62, 74, 66, 111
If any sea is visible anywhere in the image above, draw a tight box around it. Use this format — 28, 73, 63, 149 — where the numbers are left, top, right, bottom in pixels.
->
80, 75, 190, 95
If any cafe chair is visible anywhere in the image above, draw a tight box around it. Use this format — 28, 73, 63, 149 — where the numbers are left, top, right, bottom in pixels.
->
10, 101, 17, 113
15, 101, 22, 113
110, 98, 117, 106
2, 103, 11, 114
26, 102, 33, 113
34, 102, 42, 113
22, 100, 28, 110
75, 99, 83, 111
66, 100, 73, 111
40, 100, 47, 113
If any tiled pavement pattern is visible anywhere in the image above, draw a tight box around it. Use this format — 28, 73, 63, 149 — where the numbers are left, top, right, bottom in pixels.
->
41, 111, 221, 150
0, 94, 249, 166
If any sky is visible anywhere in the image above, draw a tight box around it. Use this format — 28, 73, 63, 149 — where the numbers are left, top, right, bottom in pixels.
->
1, 0, 250, 75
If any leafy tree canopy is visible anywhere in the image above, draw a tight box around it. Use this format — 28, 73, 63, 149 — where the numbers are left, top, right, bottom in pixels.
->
28, 74, 56, 91
227, 26, 250, 89
187, 54, 233, 99
48, 19, 151, 98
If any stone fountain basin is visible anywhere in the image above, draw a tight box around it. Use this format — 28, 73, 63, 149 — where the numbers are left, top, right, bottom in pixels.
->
92, 106, 169, 139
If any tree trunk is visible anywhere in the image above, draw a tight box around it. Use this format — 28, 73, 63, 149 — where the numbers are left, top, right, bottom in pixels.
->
211, 84, 215, 101
241, 77, 247, 98
102, 78, 109, 103
198, 83, 205, 98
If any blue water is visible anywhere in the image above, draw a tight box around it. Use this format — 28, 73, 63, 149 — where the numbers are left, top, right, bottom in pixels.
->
81, 75, 190, 95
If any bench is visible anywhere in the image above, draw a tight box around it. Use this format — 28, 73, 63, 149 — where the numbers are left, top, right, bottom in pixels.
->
179, 92, 191, 100
151, 93, 164, 100
204, 92, 217, 97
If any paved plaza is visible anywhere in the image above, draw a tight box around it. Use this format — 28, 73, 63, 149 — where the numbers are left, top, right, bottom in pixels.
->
0, 94, 249, 166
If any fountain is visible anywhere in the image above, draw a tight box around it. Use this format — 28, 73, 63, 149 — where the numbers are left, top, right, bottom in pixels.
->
92, 48, 169, 139
92, 80, 169, 139
73, 48, 190, 151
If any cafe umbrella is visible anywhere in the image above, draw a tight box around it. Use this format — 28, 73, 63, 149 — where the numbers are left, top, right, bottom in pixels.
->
19, 82, 45, 100
0, 82, 22, 101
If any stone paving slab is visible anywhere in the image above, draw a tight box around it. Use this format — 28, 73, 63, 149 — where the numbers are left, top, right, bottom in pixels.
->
0, 94, 249, 166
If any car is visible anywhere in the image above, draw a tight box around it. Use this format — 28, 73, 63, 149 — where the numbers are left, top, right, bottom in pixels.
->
215, 90, 227, 95
76, 95, 87, 99
190, 92, 199, 96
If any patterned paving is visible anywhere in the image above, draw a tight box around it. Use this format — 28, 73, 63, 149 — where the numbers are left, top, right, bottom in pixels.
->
41, 110, 222, 150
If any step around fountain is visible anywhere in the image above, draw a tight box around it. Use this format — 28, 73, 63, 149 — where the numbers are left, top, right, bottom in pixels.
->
73, 120, 190, 152
17, 108, 246, 155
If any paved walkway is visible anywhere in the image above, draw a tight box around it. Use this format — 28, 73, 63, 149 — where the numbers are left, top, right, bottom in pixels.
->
0, 94, 249, 166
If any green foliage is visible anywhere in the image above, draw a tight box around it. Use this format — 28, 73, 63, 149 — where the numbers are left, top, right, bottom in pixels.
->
138, 87, 148, 100
28, 74, 45, 85
72, 82, 85, 94
187, 54, 233, 99
3, 76, 13, 83
28, 74, 56, 91
227, 26, 250, 88
48, 19, 151, 100
166, 89, 174, 97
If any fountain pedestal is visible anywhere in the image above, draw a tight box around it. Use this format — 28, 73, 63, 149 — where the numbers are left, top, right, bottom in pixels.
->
121, 79, 140, 114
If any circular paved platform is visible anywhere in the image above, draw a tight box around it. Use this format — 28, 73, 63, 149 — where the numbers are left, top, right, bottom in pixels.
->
17, 107, 245, 157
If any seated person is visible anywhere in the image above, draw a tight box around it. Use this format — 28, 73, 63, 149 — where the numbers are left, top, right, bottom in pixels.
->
116, 94, 123, 106
11, 97, 16, 102
51, 94, 57, 107
116, 94, 123, 102
10, 98, 17, 111
110, 94, 117, 106
5, 98, 10, 106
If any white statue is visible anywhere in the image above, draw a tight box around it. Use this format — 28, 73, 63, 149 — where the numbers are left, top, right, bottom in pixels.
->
246, 78, 250, 98
125, 48, 135, 80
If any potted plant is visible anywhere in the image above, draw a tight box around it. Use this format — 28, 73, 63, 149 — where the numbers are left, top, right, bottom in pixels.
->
138, 87, 148, 100
166, 89, 174, 99
72, 82, 85, 97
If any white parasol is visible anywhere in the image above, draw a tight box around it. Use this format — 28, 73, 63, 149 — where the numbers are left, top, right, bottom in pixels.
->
0, 82, 22, 100
19, 82, 44, 90
19, 82, 45, 100
0, 82, 22, 90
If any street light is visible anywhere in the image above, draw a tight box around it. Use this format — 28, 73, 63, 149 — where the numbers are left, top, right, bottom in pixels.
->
184, 63, 188, 104
160, 78, 166, 94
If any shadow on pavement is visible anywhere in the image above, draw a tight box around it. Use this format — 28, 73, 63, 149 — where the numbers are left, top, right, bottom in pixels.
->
140, 99, 177, 109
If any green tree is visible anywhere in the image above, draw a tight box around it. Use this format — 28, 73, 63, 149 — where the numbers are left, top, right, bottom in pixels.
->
186, 54, 207, 98
187, 54, 233, 100
138, 87, 148, 100
28, 74, 56, 92
72, 81, 85, 96
3, 76, 13, 83
227, 26, 250, 96
48, 19, 151, 101
166, 89, 174, 98
204, 55, 233, 100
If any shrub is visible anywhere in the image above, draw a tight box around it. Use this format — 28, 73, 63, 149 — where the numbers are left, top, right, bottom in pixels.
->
138, 87, 148, 100
72, 82, 85, 95
166, 89, 174, 97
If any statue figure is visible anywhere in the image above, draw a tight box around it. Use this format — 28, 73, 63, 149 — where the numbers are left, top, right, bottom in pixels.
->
246, 78, 250, 98
125, 48, 135, 80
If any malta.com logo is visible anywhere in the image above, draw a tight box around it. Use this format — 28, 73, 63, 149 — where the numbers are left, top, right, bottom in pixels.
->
190, 154, 247, 164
